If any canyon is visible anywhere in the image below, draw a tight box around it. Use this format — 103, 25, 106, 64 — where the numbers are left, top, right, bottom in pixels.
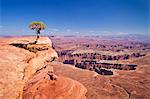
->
0, 36, 150, 99
50, 36, 150, 99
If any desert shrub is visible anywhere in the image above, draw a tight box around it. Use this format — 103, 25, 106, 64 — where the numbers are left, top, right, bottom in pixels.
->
27, 45, 37, 53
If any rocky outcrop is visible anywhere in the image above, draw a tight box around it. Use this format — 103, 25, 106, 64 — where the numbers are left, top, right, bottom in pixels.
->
23, 64, 87, 99
0, 36, 87, 99
0, 45, 34, 99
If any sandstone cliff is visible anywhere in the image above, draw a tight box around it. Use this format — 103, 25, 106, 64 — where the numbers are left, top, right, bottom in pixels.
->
0, 36, 87, 99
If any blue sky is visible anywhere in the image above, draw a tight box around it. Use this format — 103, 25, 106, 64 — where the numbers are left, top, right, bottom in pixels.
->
0, 0, 149, 36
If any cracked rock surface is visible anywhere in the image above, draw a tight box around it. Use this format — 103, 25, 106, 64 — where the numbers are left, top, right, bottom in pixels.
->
0, 36, 87, 99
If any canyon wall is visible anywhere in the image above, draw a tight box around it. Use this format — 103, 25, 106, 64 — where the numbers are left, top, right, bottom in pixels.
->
0, 36, 87, 99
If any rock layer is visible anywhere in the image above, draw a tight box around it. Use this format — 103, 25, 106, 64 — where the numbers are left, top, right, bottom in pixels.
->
23, 65, 87, 99
0, 36, 87, 99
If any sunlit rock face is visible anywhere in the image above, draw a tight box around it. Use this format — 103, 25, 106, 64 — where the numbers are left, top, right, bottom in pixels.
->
0, 37, 87, 99
22, 65, 87, 99
0, 45, 35, 99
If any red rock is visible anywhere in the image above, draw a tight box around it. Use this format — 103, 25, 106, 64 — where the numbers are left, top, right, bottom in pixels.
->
0, 36, 87, 99
23, 65, 87, 99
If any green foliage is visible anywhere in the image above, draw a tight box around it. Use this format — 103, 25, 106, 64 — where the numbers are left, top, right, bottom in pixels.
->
29, 21, 46, 32
29, 21, 46, 44
27, 45, 37, 53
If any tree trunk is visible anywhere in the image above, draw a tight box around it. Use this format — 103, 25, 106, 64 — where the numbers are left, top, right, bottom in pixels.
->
34, 30, 40, 44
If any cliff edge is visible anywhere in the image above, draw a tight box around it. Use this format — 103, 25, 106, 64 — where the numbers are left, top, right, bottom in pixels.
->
0, 36, 87, 99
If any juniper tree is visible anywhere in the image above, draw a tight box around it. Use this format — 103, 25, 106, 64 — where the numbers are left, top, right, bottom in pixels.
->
29, 21, 46, 44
